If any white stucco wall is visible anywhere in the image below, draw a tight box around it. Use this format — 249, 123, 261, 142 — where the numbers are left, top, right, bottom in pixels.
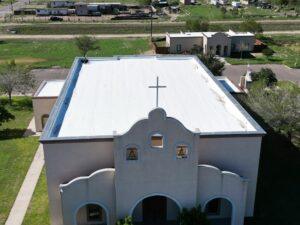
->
33, 97, 58, 132
60, 168, 116, 225
43, 141, 114, 225
203, 33, 231, 56
198, 136, 262, 217
230, 36, 255, 52
197, 165, 248, 225
43, 110, 262, 225
114, 108, 199, 219
168, 36, 203, 53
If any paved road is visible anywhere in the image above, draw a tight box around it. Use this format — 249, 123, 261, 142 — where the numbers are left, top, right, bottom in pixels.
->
1, 30, 300, 40
224, 64, 300, 85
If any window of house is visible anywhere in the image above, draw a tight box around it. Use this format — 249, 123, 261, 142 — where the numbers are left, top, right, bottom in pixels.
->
126, 147, 138, 160
176, 145, 188, 159
87, 204, 103, 222
205, 198, 221, 215
151, 133, 163, 148
176, 44, 182, 53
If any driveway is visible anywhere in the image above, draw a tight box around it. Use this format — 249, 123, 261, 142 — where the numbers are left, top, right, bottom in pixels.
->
224, 64, 300, 85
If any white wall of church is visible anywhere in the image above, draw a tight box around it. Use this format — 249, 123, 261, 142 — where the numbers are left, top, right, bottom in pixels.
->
43, 141, 114, 225
168, 36, 203, 53
197, 164, 248, 225
198, 136, 262, 217
32, 97, 57, 132
114, 109, 199, 219
60, 168, 115, 225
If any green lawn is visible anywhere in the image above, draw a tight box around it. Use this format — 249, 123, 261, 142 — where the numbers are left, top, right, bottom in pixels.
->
179, 5, 238, 21
178, 5, 298, 21
22, 169, 50, 225
226, 34, 300, 68
0, 97, 39, 225
0, 38, 150, 68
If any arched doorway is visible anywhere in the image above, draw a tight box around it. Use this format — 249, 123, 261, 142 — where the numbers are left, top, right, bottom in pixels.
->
224, 46, 228, 57
132, 195, 180, 225
76, 203, 107, 225
216, 45, 222, 56
204, 198, 233, 225
41, 114, 49, 129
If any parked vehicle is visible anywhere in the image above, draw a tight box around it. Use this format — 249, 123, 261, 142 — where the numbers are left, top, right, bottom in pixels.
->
49, 16, 63, 21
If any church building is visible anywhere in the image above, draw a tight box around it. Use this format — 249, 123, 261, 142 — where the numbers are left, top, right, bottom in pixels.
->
40, 55, 265, 225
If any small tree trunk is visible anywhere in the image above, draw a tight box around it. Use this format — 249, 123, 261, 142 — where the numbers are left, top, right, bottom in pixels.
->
287, 131, 292, 142
8, 91, 12, 105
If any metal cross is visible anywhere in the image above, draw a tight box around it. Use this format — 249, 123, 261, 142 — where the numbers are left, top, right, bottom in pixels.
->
149, 76, 166, 108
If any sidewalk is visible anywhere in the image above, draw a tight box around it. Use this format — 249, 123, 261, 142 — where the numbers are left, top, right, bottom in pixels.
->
5, 118, 44, 225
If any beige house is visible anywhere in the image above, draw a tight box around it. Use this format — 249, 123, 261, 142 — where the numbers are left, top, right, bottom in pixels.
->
166, 30, 255, 56
40, 55, 265, 225
33, 80, 64, 132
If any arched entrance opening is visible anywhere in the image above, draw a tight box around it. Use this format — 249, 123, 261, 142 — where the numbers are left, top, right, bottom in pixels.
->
41, 114, 49, 129
204, 198, 233, 225
132, 195, 180, 225
216, 45, 222, 56
224, 46, 228, 57
76, 203, 107, 225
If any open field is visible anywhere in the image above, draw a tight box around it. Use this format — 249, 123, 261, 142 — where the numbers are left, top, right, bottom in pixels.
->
0, 38, 150, 68
22, 168, 50, 225
178, 5, 299, 21
226, 34, 300, 68
0, 97, 39, 225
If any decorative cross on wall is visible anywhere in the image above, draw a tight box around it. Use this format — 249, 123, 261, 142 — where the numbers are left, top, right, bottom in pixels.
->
149, 76, 167, 108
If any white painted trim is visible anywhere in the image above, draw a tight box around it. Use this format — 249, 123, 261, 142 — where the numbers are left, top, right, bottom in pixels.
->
73, 201, 110, 225
129, 193, 182, 217
202, 196, 235, 225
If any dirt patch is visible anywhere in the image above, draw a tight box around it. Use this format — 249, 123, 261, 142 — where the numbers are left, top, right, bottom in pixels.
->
0, 57, 47, 64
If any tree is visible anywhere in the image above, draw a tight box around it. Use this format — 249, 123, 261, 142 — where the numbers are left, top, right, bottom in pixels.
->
246, 82, 300, 144
0, 60, 36, 105
197, 53, 225, 76
186, 18, 209, 32
178, 205, 210, 225
239, 19, 263, 34
0, 104, 14, 126
75, 36, 99, 62
252, 68, 277, 87
116, 216, 133, 225
262, 48, 274, 58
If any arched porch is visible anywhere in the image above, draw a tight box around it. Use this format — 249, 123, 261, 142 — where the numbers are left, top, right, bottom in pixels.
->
131, 195, 181, 225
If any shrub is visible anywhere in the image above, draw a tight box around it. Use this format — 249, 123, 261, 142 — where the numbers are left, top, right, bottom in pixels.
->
252, 68, 277, 87
116, 216, 133, 225
262, 48, 274, 57
186, 18, 209, 32
178, 205, 210, 225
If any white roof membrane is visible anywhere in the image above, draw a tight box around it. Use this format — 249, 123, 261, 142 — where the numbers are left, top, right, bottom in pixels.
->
37, 80, 65, 97
58, 56, 257, 137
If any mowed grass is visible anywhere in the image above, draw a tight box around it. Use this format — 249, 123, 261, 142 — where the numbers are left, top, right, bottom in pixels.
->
22, 169, 50, 225
179, 5, 237, 21
0, 38, 150, 68
178, 5, 298, 21
226, 35, 300, 68
0, 97, 39, 225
